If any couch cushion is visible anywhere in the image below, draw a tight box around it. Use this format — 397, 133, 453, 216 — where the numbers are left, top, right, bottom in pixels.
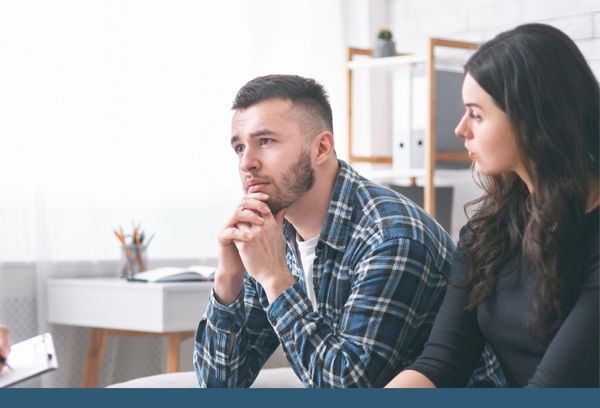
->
251, 367, 303, 388
107, 367, 303, 388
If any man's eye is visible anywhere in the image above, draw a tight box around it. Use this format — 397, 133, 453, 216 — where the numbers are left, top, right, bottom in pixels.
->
233, 145, 244, 154
259, 138, 273, 145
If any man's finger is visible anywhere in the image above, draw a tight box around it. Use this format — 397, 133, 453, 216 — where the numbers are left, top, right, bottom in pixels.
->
219, 227, 253, 244
235, 208, 265, 226
239, 196, 272, 216
244, 192, 269, 201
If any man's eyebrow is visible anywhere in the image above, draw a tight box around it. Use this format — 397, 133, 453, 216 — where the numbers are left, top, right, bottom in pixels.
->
230, 129, 277, 146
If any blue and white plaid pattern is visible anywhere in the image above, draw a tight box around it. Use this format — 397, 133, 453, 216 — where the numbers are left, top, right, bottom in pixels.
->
194, 160, 503, 387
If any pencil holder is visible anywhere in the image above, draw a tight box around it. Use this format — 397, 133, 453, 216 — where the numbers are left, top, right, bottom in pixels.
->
120, 244, 147, 279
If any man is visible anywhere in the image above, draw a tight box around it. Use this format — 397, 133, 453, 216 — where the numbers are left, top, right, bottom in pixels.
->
194, 75, 501, 387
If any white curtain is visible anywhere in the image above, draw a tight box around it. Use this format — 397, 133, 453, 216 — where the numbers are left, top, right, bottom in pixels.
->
0, 0, 345, 387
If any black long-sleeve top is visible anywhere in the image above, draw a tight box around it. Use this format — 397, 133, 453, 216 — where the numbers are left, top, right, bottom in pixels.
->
409, 208, 599, 387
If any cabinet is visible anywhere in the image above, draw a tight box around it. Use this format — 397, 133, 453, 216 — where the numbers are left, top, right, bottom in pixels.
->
346, 38, 478, 217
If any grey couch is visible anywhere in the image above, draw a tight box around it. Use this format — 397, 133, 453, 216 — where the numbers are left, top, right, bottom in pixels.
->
108, 346, 303, 388
108, 367, 302, 388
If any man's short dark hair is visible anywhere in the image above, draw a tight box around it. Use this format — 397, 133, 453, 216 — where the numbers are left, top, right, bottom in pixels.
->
232, 74, 333, 133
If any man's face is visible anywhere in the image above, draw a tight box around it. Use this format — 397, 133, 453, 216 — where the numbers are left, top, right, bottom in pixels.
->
230, 99, 315, 214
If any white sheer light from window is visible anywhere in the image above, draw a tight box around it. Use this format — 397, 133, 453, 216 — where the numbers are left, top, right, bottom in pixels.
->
0, 0, 345, 262
0, 0, 345, 387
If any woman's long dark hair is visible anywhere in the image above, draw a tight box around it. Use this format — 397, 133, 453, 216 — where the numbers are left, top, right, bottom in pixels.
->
460, 23, 599, 345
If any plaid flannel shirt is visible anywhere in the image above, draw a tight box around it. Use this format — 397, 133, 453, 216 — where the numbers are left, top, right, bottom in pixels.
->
194, 160, 504, 387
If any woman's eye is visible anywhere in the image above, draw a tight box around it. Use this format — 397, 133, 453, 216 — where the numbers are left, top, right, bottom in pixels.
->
468, 111, 481, 121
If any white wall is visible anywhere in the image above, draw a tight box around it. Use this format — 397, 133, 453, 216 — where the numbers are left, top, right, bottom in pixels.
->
389, 0, 600, 76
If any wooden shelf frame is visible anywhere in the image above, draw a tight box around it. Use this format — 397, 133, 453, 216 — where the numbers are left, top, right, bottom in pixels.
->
346, 38, 478, 217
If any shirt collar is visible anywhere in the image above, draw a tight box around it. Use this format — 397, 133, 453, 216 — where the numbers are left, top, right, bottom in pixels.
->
283, 159, 357, 253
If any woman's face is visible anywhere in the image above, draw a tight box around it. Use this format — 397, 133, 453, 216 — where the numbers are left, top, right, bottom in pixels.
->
455, 73, 531, 190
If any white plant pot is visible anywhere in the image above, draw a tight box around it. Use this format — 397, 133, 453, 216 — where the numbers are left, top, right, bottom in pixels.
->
373, 38, 396, 58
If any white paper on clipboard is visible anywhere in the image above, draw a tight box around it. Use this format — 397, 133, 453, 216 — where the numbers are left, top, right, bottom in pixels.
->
0, 332, 59, 387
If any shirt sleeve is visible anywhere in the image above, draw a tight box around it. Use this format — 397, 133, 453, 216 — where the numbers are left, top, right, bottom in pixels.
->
408, 247, 488, 387
266, 237, 448, 387
527, 251, 599, 387
193, 275, 281, 388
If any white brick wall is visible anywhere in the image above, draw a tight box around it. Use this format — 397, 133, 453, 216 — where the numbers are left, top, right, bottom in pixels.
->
580, 0, 600, 13
546, 13, 595, 40
390, 0, 600, 77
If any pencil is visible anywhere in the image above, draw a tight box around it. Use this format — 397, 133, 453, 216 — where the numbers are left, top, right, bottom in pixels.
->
0, 354, 13, 370
114, 229, 126, 246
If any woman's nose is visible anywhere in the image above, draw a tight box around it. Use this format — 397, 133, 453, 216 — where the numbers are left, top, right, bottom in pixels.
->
455, 114, 470, 140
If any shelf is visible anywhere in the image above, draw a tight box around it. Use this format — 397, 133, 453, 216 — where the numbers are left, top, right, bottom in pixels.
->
348, 151, 469, 167
436, 151, 469, 161
347, 53, 426, 70
356, 167, 472, 188
347, 53, 465, 73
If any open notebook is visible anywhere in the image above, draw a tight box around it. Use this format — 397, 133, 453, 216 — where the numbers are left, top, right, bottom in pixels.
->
129, 265, 215, 282
0, 333, 58, 387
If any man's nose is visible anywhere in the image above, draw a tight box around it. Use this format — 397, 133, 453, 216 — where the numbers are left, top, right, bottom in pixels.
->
239, 146, 260, 173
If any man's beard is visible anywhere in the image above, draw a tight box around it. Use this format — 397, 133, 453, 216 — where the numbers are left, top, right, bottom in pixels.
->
266, 149, 315, 214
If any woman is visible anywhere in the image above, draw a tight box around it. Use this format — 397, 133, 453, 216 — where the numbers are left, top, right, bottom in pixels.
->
387, 23, 599, 387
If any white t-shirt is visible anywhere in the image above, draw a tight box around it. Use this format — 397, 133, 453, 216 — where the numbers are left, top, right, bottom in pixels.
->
296, 234, 319, 311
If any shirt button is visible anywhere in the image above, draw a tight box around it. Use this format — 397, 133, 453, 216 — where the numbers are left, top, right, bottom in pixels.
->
271, 318, 277, 326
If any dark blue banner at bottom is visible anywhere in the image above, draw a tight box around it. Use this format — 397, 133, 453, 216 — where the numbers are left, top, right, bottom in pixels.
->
0, 388, 598, 407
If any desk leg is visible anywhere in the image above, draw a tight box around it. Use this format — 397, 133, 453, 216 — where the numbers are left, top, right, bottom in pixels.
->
81, 328, 108, 388
165, 332, 194, 373
166, 333, 182, 373
80, 329, 193, 385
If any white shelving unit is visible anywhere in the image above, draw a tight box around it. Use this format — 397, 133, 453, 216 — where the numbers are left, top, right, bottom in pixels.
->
354, 167, 471, 188
347, 53, 428, 70
346, 38, 478, 217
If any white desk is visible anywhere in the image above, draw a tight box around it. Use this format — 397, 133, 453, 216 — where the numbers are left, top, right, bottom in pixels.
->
47, 277, 212, 387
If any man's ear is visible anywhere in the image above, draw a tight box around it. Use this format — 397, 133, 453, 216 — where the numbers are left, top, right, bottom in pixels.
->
313, 131, 335, 164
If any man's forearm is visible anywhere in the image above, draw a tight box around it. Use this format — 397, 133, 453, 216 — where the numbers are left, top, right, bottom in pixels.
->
213, 269, 244, 306
194, 282, 281, 388
213, 243, 246, 305
261, 268, 296, 304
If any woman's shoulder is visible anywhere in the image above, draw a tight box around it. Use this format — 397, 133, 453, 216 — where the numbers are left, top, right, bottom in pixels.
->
582, 207, 598, 254
581, 207, 599, 287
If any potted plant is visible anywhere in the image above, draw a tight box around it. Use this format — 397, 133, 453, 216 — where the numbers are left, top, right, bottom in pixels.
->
373, 28, 396, 58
